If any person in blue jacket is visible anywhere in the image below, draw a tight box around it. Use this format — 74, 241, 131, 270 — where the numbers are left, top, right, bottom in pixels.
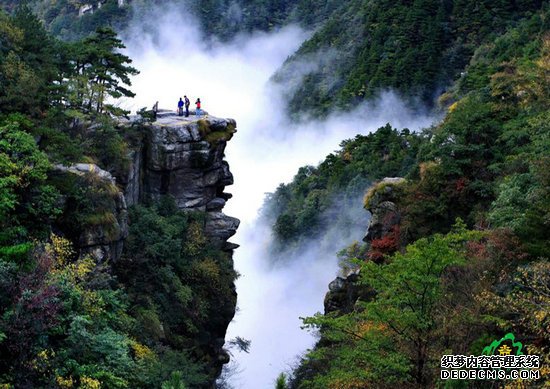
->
177, 98, 184, 116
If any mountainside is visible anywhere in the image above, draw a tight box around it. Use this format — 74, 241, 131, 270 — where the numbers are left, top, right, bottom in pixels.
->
266, 8, 550, 388
1, 1, 549, 388
275, 0, 545, 117
0, 0, 298, 41
0, 9, 240, 387
261, 124, 422, 256
118, 113, 240, 386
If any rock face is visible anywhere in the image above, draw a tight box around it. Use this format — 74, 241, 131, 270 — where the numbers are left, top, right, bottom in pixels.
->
71, 113, 240, 262
124, 113, 240, 250
126, 113, 239, 386
362, 177, 405, 243
324, 271, 375, 315
324, 272, 370, 315
77, 0, 126, 17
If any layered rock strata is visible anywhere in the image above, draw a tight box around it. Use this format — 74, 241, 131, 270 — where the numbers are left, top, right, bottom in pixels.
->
54, 163, 129, 262
66, 112, 240, 262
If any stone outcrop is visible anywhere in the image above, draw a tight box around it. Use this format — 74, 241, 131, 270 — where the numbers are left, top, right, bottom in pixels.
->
65, 112, 240, 263
125, 112, 239, 386
362, 177, 405, 243
59, 112, 238, 387
123, 112, 240, 251
77, 0, 126, 17
54, 163, 129, 262
324, 272, 374, 315
323, 177, 405, 314
363, 200, 401, 242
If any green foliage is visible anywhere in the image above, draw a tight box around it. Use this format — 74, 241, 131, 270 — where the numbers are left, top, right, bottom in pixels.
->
488, 60, 550, 257
0, 6, 231, 388
394, 92, 506, 238
298, 226, 483, 387
390, 10, 550, 241
0, 116, 60, 259
115, 199, 236, 385
1, 7, 138, 174
2, 0, 296, 42
276, 0, 544, 117
480, 260, 550, 384
0, 236, 156, 388
264, 124, 422, 250
65, 26, 138, 117
161, 371, 187, 389
33, 0, 131, 41
50, 170, 122, 244
0, 5, 63, 116
359, 225, 483, 383
0, 204, 224, 388
275, 372, 288, 389
7, 0, 543, 117
87, 119, 131, 177
136, 106, 156, 124
31, 122, 84, 165
0, 2, 548, 388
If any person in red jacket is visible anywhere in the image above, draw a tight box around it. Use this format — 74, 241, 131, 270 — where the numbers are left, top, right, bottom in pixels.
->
195, 98, 202, 118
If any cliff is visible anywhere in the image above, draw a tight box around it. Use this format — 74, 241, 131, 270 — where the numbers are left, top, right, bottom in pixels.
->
60, 111, 239, 262
53, 163, 129, 262
124, 111, 239, 250
55, 111, 239, 386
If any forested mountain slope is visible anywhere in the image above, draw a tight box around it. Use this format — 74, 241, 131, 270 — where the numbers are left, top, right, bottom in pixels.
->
267, 8, 550, 388
275, 0, 545, 117
1, 1, 549, 388
0, 0, 300, 41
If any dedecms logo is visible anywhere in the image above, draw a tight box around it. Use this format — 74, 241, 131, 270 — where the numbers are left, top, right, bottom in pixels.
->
440, 333, 540, 381
481, 333, 523, 356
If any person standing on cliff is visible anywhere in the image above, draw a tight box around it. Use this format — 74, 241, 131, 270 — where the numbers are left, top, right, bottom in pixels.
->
184, 95, 190, 117
152, 101, 159, 119
195, 98, 202, 118
177, 97, 184, 116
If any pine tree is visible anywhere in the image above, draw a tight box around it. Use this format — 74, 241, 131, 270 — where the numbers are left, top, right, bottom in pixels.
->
66, 27, 139, 117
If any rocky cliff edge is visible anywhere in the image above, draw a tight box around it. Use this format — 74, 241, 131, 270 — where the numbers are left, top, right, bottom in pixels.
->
58, 110, 240, 263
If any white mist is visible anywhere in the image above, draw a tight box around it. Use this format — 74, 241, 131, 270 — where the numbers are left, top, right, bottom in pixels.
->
123, 7, 435, 388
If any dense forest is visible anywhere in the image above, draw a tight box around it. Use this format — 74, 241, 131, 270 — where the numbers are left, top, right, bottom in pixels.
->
275, 0, 546, 118
261, 124, 423, 254
1, 0, 549, 388
265, 8, 550, 388
0, 0, 305, 41
0, 6, 237, 388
